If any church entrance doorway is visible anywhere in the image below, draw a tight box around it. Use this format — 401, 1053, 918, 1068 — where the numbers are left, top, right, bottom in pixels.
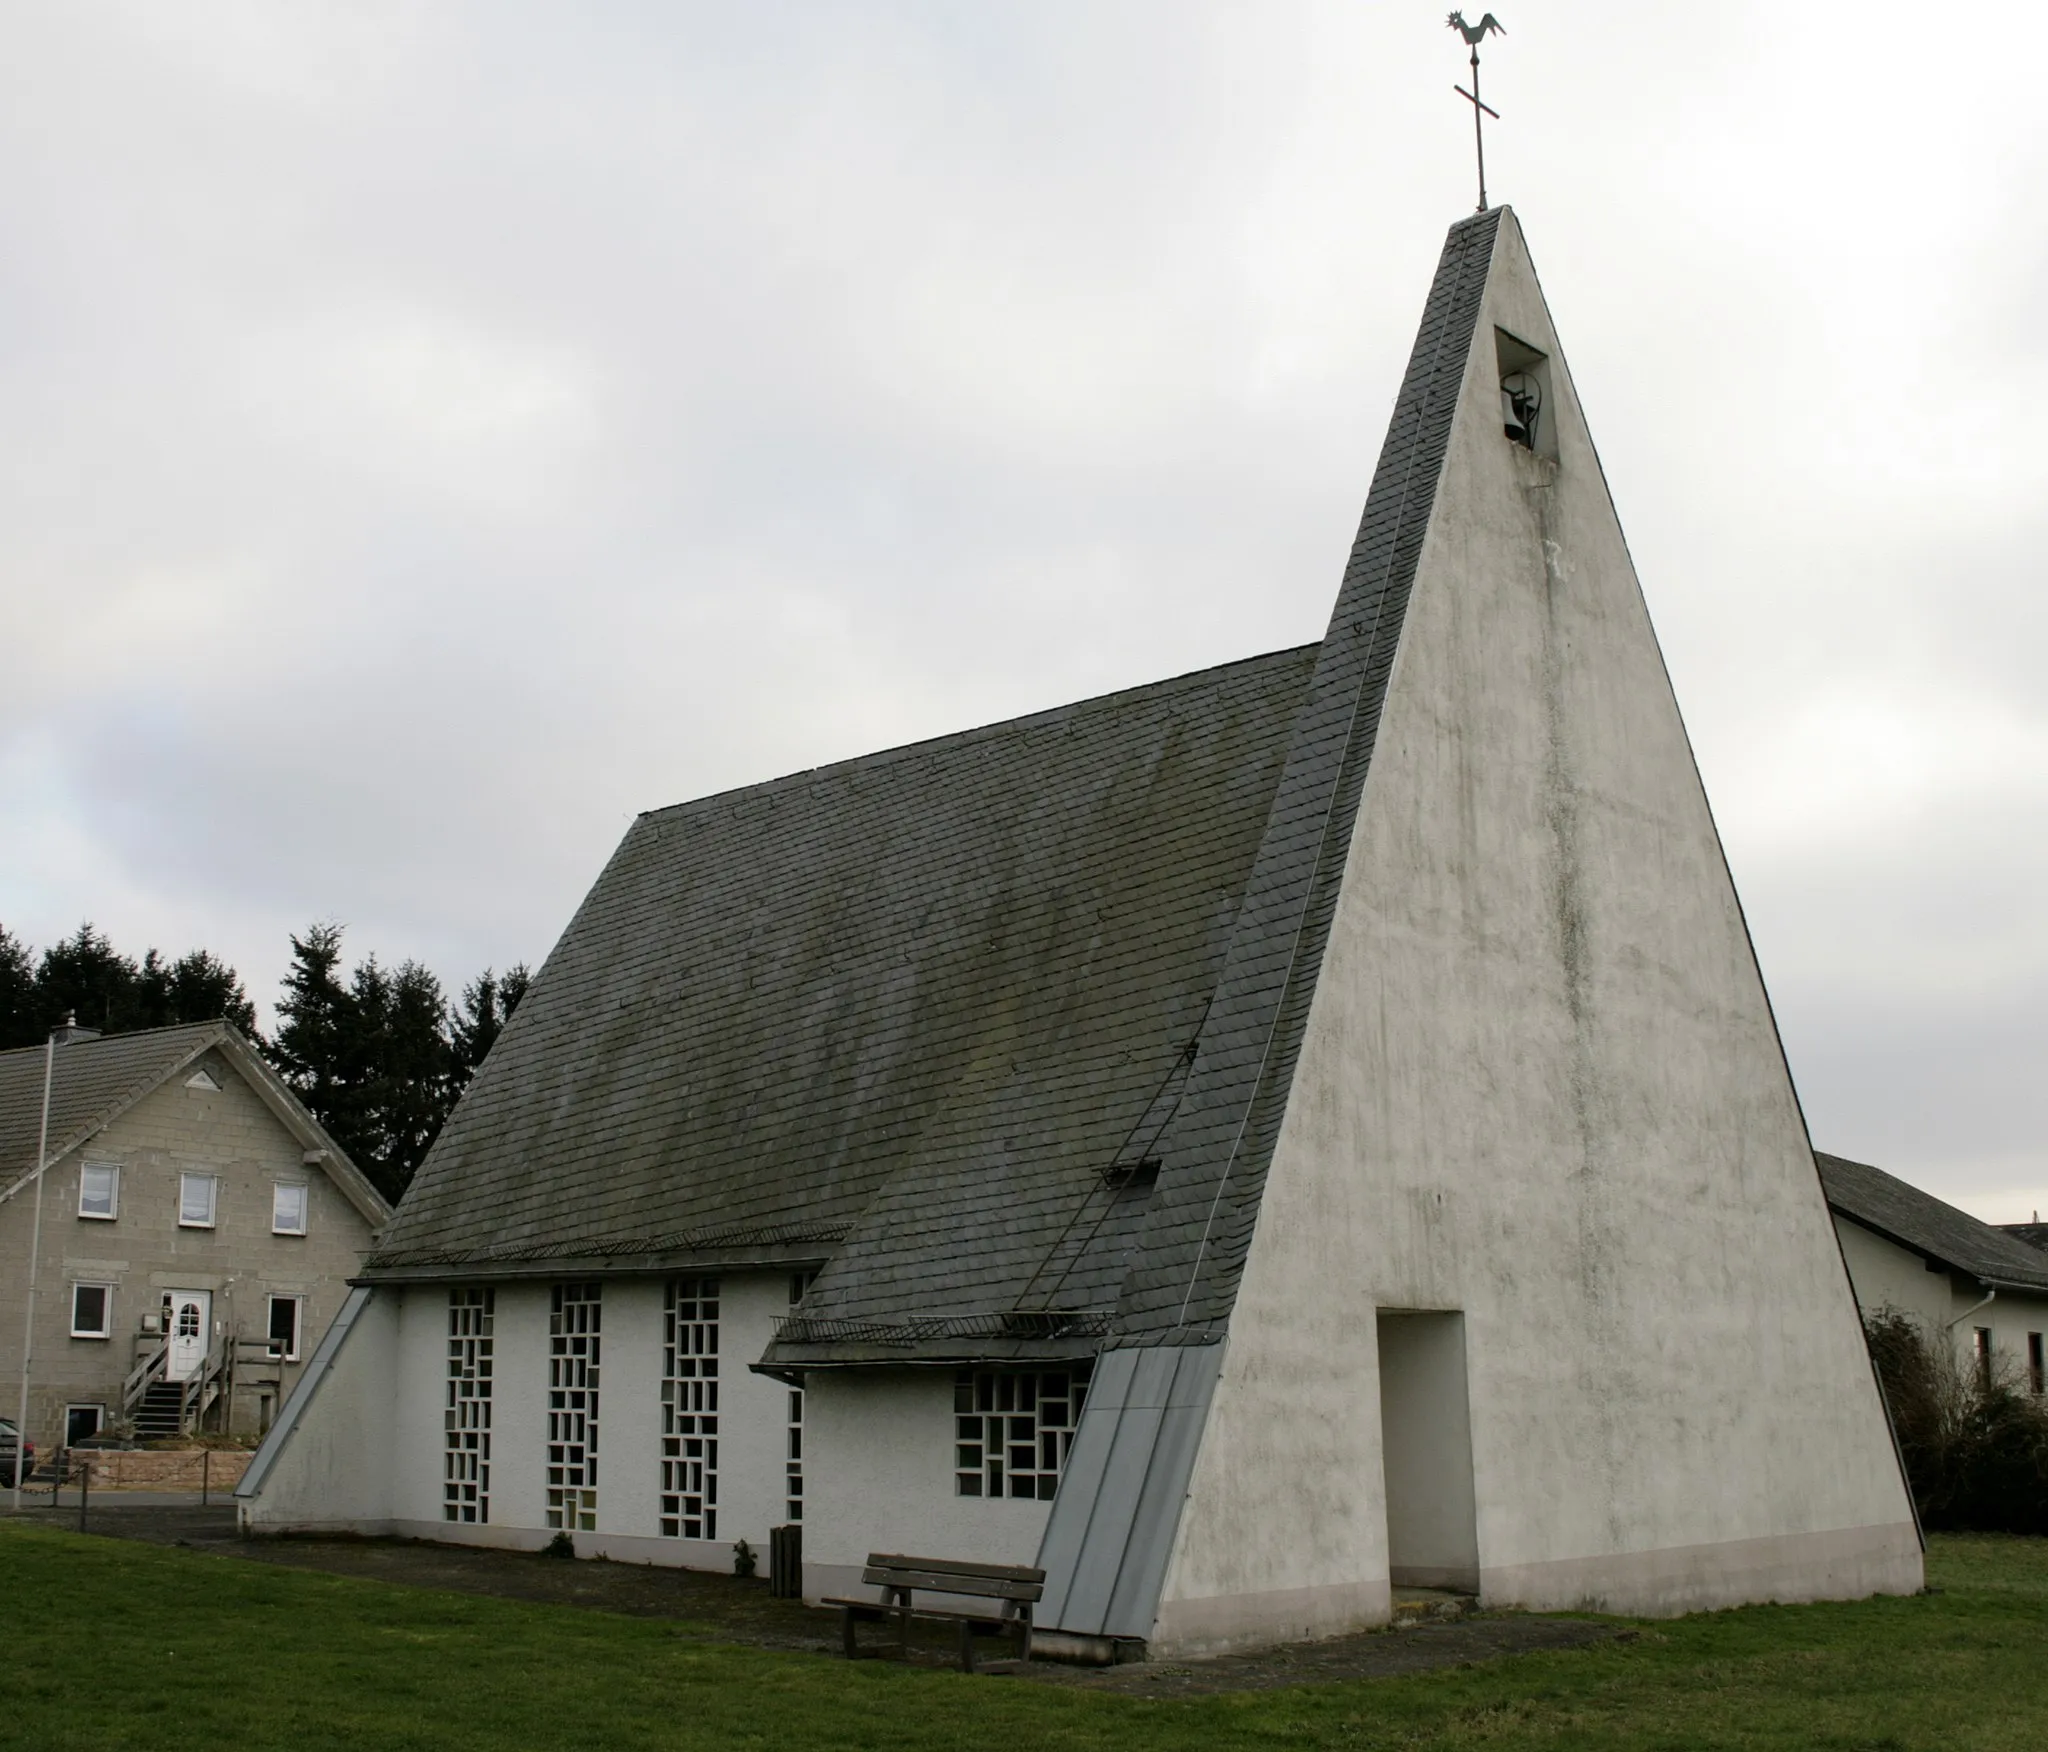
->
1376, 1310, 1479, 1594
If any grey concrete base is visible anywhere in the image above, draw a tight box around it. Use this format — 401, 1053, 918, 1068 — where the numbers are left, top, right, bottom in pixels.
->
1479, 1521, 1925, 1617
1151, 1577, 1394, 1658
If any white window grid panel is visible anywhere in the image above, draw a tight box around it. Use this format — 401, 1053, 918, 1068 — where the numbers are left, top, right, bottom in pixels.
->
785, 1386, 804, 1523
546, 1282, 601, 1531
444, 1287, 493, 1524
954, 1365, 1091, 1500
784, 1271, 812, 1525
660, 1277, 719, 1540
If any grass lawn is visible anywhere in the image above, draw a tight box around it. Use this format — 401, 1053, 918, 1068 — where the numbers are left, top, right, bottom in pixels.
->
4, 1527, 2046, 1751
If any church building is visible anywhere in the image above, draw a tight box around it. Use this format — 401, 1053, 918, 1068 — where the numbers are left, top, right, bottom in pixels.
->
239, 207, 1922, 1657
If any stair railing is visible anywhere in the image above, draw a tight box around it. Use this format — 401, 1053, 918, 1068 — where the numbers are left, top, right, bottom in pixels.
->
122, 1341, 169, 1422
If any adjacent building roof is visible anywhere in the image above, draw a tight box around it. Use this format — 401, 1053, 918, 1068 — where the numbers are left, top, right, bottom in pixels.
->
1817, 1151, 2048, 1294
368, 645, 1320, 1352
0, 1021, 391, 1228
1999, 1223, 2048, 1255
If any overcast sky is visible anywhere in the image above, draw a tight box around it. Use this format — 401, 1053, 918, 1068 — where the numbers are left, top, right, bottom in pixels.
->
3, 3, 2042, 1220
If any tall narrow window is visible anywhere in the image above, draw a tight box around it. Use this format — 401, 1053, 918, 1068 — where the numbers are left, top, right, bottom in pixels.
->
78, 1164, 119, 1220
178, 1173, 218, 1228
2029, 1332, 2044, 1397
660, 1278, 718, 1540
953, 1365, 1090, 1500
1974, 1326, 1994, 1388
271, 1183, 308, 1235
784, 1271, 813, 1524
546, 1282, 601, 1532
445, 1288, 494, 1524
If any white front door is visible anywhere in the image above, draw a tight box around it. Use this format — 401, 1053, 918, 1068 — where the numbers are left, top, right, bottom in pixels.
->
166, 1291, 211, 1381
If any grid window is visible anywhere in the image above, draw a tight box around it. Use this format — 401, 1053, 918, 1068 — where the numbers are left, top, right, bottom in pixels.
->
784, 1271, 813, 1523
546, 1282, 601, 1531
953, 1365, 1090, 1500
272, 1183, 308, 1235
267, 1295, 303, 1361
70, 1283, 112, 1339
445, 1288, 494, 1524
178, 1173, 218, 1228
660, 1278, 719, 1540
77, 1164, 119, 1220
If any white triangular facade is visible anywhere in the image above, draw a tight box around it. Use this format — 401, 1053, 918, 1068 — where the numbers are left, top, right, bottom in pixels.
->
1146, 209, 1920, 1653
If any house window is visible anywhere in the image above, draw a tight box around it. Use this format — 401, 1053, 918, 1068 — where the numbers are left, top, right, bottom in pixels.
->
660, 1278, 718, 1540
445, 1288, 494, 1524
1974, 1326, 1994, 1387
266, 1295, 304, 1362
545, 1282, 601, 1532
271, 1183, 308, 1235
2029, 1332, 2044, 1397
784, 1271, 813, 1524
77, 1163, 119, 1221
953, 1365, 1091, 1500
178, 1173, 218, 1228
70, 1283, 113, 1339
66, 1404, 104, 1446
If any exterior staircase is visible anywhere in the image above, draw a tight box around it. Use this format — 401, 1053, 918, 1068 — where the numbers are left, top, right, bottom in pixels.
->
132, 1379, 187, 1441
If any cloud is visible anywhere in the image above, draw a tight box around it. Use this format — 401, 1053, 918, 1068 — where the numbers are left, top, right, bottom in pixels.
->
2, 1, 2042, 1218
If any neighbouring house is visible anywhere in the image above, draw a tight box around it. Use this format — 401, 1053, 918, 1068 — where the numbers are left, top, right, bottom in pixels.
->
239, 206, 1919, 1657
1820, 1152, 2048, 1396
0, 1020, 390, 1449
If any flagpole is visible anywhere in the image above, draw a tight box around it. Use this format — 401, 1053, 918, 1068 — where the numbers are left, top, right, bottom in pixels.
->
11, 1022, 58, 1510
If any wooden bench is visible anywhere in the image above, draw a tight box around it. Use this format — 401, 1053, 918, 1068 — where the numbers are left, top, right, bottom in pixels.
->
823, 1553, 1044, 1671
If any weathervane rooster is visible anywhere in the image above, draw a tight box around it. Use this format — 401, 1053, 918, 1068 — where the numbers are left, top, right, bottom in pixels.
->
1447, 13, 1506, 212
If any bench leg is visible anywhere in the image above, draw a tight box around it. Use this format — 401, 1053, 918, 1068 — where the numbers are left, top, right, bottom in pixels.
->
841, 1606, 860, 1660
957, 1619, 976, 1673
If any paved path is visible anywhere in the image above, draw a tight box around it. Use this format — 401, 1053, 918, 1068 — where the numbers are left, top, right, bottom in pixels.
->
4, 1501, 1622, 1693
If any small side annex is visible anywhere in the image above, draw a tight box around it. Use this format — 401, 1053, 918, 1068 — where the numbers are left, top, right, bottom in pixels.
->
242, 206, 1920, 1656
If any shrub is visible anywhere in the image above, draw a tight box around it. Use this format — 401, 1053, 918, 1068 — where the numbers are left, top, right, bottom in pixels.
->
1865, 1308, 2048, 1535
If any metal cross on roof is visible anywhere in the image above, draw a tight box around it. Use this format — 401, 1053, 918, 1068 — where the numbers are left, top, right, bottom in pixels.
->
1447, 12, 1506, 212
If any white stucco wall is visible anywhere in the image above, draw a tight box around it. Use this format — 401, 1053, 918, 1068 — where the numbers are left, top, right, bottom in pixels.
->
251, 1269, 801, 1567
237, 1287, 399, 1533
803, 1368, 1052, 1602
1835, 1218, 2048, 1382
1152, 209, 1919, 1655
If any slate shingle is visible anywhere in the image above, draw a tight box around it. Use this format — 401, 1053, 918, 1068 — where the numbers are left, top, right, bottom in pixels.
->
369, 646, 1320, 1346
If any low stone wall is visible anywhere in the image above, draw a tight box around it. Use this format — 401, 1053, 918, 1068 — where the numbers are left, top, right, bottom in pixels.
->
71, 1448, 254, 1491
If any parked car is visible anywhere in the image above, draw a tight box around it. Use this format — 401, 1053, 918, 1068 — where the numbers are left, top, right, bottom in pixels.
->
0, 1416, 34, 1487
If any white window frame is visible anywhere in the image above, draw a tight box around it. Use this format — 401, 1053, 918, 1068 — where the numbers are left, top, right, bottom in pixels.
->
178, 1172, 219, 1228
77, 1162, 120, 1221
65, 1403, 106, 1445
271, 1182, 309, 1236
266, 1294, 305, 1362
70, 1282, 113, 1339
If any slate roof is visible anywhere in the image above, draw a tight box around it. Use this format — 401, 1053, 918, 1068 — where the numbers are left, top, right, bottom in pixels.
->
0, 1021, 390, 1226
368, 645, 1321, 1348
1818, 1152, 2048, 1294
1999, 1224, 2048, 1255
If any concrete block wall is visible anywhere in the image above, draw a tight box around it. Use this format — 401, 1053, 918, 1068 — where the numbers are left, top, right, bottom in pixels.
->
0, 1050, 380, 1448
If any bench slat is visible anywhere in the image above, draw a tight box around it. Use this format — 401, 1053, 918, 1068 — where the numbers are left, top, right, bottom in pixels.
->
864, 1552, 1045, 1584
824, 1598, 1019, 1626
859, 1567, 1041, 1601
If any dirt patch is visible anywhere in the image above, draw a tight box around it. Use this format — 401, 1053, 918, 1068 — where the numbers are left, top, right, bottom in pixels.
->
13, 1502, 1623, 1691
